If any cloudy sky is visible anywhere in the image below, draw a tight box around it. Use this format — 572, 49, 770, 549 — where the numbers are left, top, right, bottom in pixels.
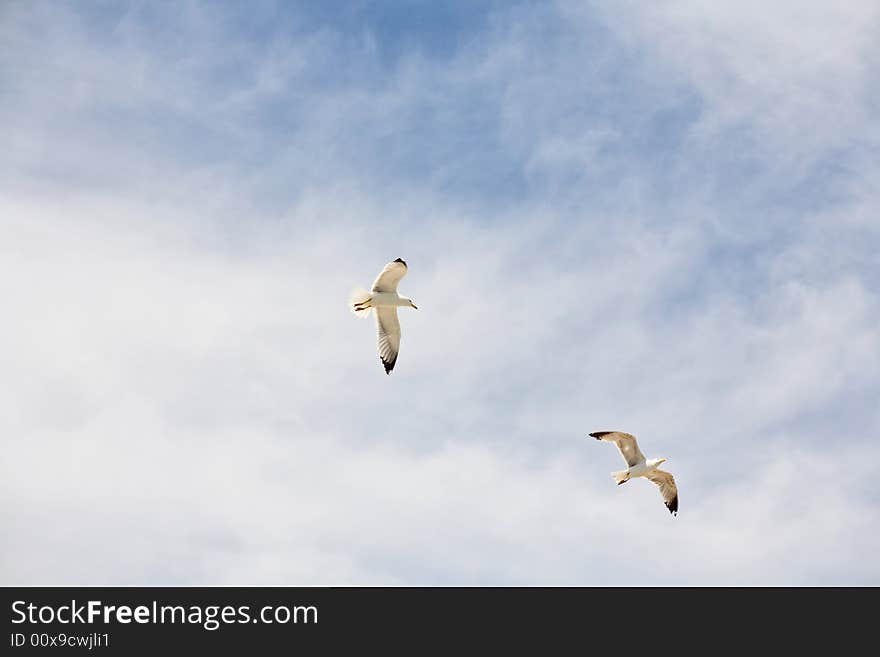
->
2, 1, 879, 585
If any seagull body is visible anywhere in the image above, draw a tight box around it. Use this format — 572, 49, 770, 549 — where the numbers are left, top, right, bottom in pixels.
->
350, 258, 418, 375
590, 431, 679, 515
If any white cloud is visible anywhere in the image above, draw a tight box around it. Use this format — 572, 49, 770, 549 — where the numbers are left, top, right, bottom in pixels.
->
591, 1, 880, 157
1, 1, 878, 585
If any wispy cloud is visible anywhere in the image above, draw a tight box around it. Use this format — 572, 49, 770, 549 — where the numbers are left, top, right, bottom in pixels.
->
1, 1, 878, 584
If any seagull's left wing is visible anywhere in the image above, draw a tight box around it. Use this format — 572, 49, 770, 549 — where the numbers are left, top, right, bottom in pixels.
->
371, 258, 408, 293
375, 306, 401, 374
590, 431, 646, 467
644, 469, 678, 516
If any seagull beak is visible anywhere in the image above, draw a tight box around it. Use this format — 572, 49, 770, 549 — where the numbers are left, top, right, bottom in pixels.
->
411, 304, 418, 309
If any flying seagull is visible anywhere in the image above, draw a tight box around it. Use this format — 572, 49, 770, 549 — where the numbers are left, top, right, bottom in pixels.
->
590, 431, 678, 515
350, 258, 418, 374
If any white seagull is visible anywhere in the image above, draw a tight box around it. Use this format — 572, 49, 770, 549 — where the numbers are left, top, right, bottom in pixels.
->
350, 258, 418, 374
590, 431, 679, 515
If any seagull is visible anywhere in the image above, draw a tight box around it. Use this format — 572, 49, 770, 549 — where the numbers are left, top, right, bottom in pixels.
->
590, 431, 678, 515
350, 258, 418, 374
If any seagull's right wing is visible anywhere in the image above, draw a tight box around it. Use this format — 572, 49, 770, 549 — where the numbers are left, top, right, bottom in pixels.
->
645, 469, 679, 516
375, 306, 401, 374
371, 258, 408, 293
590, 431, 646, 467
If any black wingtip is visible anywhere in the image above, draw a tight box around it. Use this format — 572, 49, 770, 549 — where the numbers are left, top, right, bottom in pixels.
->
666, 496, 679, 515
589, 431, 613, 439
393, 258, 407, 267
381, 355, 397, 374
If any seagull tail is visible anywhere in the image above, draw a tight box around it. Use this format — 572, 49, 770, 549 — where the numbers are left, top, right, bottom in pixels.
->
350, 287, 373, 317
611, 470, 629, 485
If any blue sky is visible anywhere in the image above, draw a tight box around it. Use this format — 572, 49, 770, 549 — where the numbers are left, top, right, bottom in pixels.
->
2, 1, 879, 585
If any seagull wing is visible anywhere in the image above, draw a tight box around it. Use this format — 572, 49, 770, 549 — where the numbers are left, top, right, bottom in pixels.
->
371, 258, 408, 293
375, 306, 401, 374
590, 431, 646, 467
645, 469, 679, 516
